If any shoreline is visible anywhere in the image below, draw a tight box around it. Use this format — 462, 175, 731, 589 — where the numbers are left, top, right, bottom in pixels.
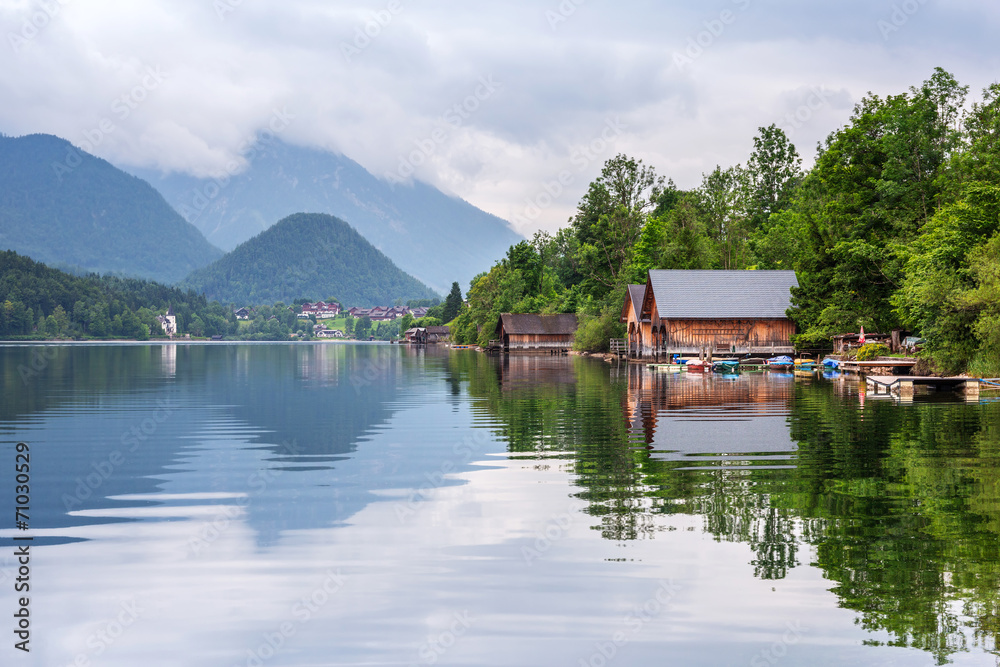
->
0, 338, 389, 346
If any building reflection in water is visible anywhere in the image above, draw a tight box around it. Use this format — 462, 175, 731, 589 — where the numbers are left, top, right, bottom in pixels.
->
624, 365, 797, 464
160, 343, 176, 377
497, 354, 580, 391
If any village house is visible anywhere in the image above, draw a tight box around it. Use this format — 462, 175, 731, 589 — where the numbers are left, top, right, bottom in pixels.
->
234, 307, 252, 321
157, 307, 177, 337
299, 301, 341, 319
493, 314, 578, 352
369, 307, 394, 322
316, 329, 345, 338
638, 270, 799, 358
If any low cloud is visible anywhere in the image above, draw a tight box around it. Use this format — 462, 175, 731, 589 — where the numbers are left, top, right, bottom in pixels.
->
2, 0, 998, 235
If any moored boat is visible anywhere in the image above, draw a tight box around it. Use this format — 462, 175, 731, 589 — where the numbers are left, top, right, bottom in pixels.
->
765, 355, 794, 369
712, 358, 739, 373
650, 363, 686, 372
794, 355, 817, 369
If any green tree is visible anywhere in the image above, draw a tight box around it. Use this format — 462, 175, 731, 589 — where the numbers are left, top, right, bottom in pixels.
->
356, 315, 372, 338
743, 124, 803, 231
52, 304, 70, 334
572, 154, 664, 296
788, 72, 965, 339
698, 166, 746, 269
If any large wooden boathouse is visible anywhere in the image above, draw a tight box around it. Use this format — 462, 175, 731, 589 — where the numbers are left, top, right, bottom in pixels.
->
637, 270, 799, 357
493, 313, 578, 352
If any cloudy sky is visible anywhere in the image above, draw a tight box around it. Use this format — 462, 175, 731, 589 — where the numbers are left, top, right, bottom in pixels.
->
2, 0, 999, 236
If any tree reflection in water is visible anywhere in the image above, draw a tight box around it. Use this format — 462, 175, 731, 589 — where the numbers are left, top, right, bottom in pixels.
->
448, 352, 1000, 663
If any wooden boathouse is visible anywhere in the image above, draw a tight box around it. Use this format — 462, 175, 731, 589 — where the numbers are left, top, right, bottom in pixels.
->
639, 270, 799, 357
403, 326, 450, 344
492, 313, 578, 352
620, 284, 651, 358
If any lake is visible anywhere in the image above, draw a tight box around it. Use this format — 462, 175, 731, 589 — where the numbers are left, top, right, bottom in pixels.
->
0, 343, 998, 666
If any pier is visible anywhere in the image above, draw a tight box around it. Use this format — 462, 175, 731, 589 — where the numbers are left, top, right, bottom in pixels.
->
839, 359, 917, 374
866, 375, 980, 399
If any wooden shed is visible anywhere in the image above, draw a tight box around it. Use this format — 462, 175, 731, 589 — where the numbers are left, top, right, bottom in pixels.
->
831, 332, 891, 353
494, 314, 578, 352
639, 270, 799, 357
404, 326, 450, 344
620, 284, 651, 358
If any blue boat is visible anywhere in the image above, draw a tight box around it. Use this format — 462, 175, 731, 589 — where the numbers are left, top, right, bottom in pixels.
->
766, 355, 794, 368
822, 358, 840, 369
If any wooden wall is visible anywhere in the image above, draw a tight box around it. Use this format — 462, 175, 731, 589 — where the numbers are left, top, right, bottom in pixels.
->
624, 309, 651, 357
659, 318, 795, 351
506, 334, 574, 350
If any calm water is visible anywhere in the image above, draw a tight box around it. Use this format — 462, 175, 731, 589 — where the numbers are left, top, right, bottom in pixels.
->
0, 344, 998, 666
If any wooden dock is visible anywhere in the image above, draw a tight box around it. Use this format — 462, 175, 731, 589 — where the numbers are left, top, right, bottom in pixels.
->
839, 359, 917, 374
866, 375, 980, 399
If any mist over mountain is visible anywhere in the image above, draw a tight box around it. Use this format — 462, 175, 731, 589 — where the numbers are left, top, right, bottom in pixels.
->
131, 139, 522, 293
0, 134, 222, 284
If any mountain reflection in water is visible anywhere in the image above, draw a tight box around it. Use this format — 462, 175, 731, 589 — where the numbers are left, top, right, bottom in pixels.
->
0, 345, 996, 665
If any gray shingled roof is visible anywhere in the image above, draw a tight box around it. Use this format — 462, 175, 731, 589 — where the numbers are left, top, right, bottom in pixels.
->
647, 270, 798, 319
499, 313, 578, 335
627, 284, 647, 321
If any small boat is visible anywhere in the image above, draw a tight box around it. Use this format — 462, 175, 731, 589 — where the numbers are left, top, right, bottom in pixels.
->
712, 359, 739, 373
822, 358, 840, 369
650, 363, 686, 372
794, 355, 817, 369
686, 359, 708, 372
765, 355, 794, 369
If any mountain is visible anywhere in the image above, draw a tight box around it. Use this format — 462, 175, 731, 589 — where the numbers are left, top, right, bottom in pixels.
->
180, 213, 438, 307
131, 140, 523, 293
0, 134, 222, 284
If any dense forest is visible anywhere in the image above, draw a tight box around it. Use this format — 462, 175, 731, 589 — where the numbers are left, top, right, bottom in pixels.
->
179, 213, 439, 307
0, 249, 444, 341
450, 68, 1000, 376
0, 133, 223, 283
0, 249, 230, 339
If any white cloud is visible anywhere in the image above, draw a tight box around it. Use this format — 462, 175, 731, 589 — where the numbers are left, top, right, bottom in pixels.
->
2, 0, 998, 236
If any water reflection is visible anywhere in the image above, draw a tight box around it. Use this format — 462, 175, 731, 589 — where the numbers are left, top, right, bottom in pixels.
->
457, 355, 1000, 663
0, 346, 997, 665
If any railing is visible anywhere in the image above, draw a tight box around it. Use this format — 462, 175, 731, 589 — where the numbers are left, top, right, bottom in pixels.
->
610, 339, 627, 355
507, 340, 573, 350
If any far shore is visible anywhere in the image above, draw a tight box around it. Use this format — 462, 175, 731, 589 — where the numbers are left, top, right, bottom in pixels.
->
0, 338, 390, 345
